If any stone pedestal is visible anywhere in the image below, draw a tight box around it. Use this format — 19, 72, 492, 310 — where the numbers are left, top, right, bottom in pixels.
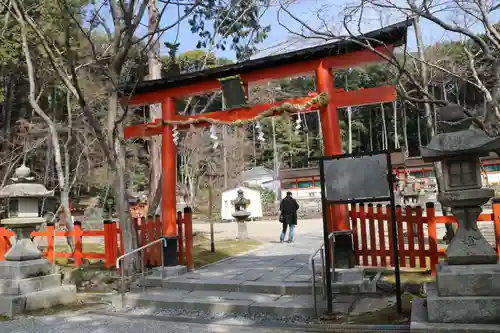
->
237, 221, 248, 240
0, 259, 77, 317
411, 261, 500, 332
232, 210, 250, 241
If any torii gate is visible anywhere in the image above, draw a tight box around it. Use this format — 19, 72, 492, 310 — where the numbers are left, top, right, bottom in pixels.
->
121, 20, 411, 266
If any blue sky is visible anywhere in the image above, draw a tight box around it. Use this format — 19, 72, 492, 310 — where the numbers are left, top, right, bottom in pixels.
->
132, 0, 499, 61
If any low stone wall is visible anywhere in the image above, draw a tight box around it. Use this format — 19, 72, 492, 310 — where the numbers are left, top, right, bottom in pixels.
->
263, 198, 322, 219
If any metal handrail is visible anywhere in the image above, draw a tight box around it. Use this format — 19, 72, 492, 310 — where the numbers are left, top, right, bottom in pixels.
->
116, 238, 167, 308
309, 244, 323, 318
309, 232, 336, 317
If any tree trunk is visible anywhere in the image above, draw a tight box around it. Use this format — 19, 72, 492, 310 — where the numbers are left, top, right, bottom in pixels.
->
272, 117, 279, 200
305, 131, 310, 167
147, 0, 163, 216
347, 107, 352, 153
20, 18, 75, 251
380, 104, 388, 149
393, 101, 399, 149
369, 109, 373, 151
108, 91, 139, 272
208, 177, 215, 252
402, 104, 409, 155
417, 111, 422, 147
252, 125, 256, 166
223, 125, 228, 188
414, 15, 455, 242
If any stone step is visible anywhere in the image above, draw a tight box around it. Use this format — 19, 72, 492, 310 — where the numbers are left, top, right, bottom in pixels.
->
0, 284, 77, 317
145, 276, 321, 295
330, 279, 377, 294
145, 271, 377, 296
0, 274, 62, 295
145, 276, 377, 297
411, 298, 500, 333
113, 288, 358, 318
426, 282, 500, 323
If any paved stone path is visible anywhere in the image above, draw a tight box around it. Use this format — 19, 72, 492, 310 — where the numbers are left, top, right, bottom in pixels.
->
185, 229, 324, 284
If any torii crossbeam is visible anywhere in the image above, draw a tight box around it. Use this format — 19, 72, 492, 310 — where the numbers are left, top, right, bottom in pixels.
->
121, 20, 412, 268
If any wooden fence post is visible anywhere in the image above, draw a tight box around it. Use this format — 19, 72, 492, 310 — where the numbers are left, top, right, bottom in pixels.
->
376, 204, 387, 266
74, 221, 83, 267
492, 198, 500, 256
396, 205, 405, 268
367, 204, 377, 266
177, 211, 184, 265
415, 206, 426, 269
184, 206, 193, 271
386, 205, 395, 267
350, 204, 359, 265
405, 206, 416, 268
426, 202, 438, 275
359, 203, 367, 266
47, 222, 55, 264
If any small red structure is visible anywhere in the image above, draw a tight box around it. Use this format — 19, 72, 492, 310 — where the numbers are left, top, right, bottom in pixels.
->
121, 21, 412, 265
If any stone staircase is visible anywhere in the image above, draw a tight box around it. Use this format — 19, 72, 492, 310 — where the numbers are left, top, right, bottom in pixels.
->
113, 259, 378, 318
114, 267, 323, 317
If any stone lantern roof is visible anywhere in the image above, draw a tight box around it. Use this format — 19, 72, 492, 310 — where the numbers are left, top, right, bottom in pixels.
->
0, 165, 54, 198
420, 105, 500, 161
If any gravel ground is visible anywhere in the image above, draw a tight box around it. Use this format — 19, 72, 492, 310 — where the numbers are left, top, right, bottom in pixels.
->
107, 305, 315, 325
0, 312, 294, 333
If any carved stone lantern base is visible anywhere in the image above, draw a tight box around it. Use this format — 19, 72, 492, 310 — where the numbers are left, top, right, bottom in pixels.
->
2, 218, 44, 261
446, 207, 499, 265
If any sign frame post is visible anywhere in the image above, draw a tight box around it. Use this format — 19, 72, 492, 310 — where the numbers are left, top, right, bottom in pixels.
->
317, 150, 402, 314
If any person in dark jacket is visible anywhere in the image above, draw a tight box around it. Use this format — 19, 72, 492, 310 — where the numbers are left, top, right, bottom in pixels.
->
279, 191, 299, 243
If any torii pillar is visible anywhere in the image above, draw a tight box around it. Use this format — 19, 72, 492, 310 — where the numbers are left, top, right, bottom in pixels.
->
316, 64, 354, 268
161, 97, 179, 266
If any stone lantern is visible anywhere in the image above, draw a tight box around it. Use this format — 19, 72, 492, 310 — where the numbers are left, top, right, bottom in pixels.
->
0, 165, 76, 317
420, 107, 499, 265
231, 189, 251, 240
0, 165, 54, 261
412, 105, 500, 332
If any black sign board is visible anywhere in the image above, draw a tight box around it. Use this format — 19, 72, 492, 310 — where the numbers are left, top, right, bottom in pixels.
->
318, 151, 402, 314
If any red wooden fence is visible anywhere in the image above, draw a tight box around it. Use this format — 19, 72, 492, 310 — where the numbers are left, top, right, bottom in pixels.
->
0, 209, 193, 269
350, 202, 500, 274
3, 202, 498, 274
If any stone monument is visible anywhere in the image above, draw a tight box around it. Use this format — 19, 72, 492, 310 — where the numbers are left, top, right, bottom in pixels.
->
400, 173, 423, 207
231, 189, 251, 240
0, 165, 77, 317
411, 105, 500, 332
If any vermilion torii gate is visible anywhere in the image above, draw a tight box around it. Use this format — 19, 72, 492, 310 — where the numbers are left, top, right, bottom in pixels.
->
121, 20, 411, 266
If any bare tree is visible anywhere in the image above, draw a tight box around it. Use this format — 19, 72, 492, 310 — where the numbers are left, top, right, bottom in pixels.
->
277, 0, 499, 242
12, 0, 75, 249
277, 0, 499, 128
146, 0, 163, 216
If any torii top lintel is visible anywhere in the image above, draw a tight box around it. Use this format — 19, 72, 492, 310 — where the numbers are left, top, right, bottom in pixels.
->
120, 20, 412, 107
